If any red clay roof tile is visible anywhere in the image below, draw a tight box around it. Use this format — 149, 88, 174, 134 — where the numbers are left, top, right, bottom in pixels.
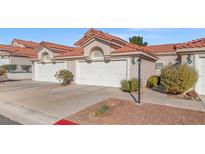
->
35, 41, 84, 58
74, 28, 157, 59
113, 43, 158, 59
55, 50, 83, 57
12, 38, 39, 49
74, 28, 128, 47
176, 38, 205, 49
0, 44, 37, 58
147, 44, 178, 53
37, 41, 83, 54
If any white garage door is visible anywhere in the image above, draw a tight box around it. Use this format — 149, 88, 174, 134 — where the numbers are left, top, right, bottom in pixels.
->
199, 58, 205, 95
77, 60, 128, 87
35, 62, 65, 83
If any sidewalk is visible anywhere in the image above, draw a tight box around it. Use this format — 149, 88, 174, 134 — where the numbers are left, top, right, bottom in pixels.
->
115, 88, 205, 112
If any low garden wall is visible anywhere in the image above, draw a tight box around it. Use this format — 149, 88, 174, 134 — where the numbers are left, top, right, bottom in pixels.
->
7, 72, 32, 80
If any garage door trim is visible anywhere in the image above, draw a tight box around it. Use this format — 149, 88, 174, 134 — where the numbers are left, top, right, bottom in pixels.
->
195, 54, 205, 95
76, 58, 130, 87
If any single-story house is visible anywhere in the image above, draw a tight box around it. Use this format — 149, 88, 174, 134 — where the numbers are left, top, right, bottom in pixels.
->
146, 38, 205, 95
175, 38, 205, 95
1, 29, 205, 95
0, 39, 38, 79
30, 29, 158, 87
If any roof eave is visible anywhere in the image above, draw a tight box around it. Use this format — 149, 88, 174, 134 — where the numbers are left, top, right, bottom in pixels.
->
112, 51, 158, 60
54, 55, 84, 60
176, 47, 205, 53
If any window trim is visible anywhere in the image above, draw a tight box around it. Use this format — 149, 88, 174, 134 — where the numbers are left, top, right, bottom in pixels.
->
91, 50, 104, 60
155, 61, 165, 70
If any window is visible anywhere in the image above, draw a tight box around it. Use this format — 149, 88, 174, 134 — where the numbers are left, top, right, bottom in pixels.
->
42, 52, 49, 61
155, 62, 164, 70
92, 50, 104, 60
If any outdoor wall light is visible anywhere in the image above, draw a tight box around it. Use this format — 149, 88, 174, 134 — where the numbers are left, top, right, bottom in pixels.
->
187, 54, 193, 64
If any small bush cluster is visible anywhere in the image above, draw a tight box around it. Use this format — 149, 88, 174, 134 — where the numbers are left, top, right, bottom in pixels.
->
147, 75, 159, 88
1, 64, 17, 72
160, 64, 198, 94
121, 78, 140, 92
95, 105, 109, 115
55, 69, 73, 86
0, 68, 6, 76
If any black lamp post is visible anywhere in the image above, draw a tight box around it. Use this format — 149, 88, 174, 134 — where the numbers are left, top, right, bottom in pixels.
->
137, 58, 141, 103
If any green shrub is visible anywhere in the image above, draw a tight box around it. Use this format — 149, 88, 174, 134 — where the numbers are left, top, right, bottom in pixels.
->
121, 80, 131, 92
2, 64, 17, 72
131, 78, 139, 91
147, 75, 159, 88
121, 79, 140, 92
160, 64, 198, 94
55, 69, 73, 86
0, 68, 6, 76
95, 105, 109, 115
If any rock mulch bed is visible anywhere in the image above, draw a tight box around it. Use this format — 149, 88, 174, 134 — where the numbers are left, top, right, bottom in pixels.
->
66, 98, 205, 125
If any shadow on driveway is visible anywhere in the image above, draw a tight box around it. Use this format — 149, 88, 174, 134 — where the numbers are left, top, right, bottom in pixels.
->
0, 114, 21, 125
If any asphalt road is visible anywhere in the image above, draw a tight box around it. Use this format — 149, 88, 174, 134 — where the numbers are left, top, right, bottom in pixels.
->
0, 114, 21, 125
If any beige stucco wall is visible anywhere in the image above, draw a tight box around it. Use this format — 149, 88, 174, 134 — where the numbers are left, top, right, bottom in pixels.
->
66, 60, 77, 83
7, 72, 32, 79
130, 58, 155, 85
180, 54, 195, 67
83, 39, 115, 58
10, 56, 32, 65
31, 62, 35, 80
156, 54, 178, 66
38, 47, 56, 60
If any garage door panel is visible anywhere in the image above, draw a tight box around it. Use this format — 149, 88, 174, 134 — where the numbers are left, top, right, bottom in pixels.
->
77, 60, 127, 87
199, 58, 205, 95
35, 62, 65, 83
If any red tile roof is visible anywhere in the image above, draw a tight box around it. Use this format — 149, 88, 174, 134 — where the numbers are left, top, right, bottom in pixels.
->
12, 38, 39, 49
55, 50, 83, 57
34, 41, 84, 58
176, 38, 205, 49
37, 41, 82, 54
147, 44, 177, 53
74, 28, 158, 59
113, 43, 158, 59
0, 44, 37, 58
74, 28, 128, 47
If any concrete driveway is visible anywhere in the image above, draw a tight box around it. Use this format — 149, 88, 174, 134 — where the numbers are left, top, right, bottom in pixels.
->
0, 80, 130, 124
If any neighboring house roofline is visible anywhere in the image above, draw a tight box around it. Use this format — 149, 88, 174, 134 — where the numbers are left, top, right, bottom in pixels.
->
0, 44, 37, 58
35, 41, 83, 53
11, 38, 39, 49
4, 30, 205, 60
176, 47, 205, 53
176, 37, 205, 51
147, 43, 181, 54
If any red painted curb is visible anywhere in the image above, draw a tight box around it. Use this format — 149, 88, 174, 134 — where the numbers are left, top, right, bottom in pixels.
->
53, 119, 79, 125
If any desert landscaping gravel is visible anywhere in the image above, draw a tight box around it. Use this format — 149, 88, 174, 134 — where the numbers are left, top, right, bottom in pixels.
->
67, 98, 205, 125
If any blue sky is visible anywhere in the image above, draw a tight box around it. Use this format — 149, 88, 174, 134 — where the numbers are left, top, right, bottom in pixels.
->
0, 28, 205, 46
